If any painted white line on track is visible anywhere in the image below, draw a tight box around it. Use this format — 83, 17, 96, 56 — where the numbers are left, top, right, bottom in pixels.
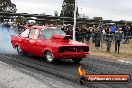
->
118, 60, 132, 65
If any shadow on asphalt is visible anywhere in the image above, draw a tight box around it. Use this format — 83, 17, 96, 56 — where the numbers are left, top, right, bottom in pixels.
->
27, 54, 81, 66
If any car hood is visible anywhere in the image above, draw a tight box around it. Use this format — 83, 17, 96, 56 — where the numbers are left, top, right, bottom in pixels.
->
41, 34, 88, 47
50, 39, 88, 47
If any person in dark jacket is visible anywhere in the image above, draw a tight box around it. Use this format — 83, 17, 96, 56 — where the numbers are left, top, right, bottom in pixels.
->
125, 26, 130, 43
122, 24, 130, 43
77, 27, 83, 42
115, 28, 122, 54
94, 29, 101, 49
129, 24, 132, 38
87, 28, 91, 43
91, 25, 96, 43
81, 27, 88, 43
105, 28, 112, 52
75, 27, 79, 41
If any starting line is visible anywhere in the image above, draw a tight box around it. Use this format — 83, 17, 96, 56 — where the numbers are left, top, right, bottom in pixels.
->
118, 60, 132, 65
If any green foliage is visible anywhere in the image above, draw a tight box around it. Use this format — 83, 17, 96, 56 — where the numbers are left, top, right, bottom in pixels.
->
60, 0, 79, 17
93, 17, 103, 20
16, 17, 24, 23
54, 11, 58, 16
0, 0, 17, 12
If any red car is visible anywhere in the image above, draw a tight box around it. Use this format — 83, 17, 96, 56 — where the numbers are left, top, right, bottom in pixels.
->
11, 26, 89, 63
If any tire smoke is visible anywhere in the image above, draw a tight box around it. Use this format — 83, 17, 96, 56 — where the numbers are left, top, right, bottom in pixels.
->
0, 27, 18, 54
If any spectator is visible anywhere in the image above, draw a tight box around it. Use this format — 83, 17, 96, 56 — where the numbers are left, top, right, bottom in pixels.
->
91, 25, 97, 43
125, 25, 130, 43
75, 27, 79, 41
105, 27, 112, 52
77, 27, 83, 42
110, 24, 117, 33
81, 26, 88, 43
110, 24, 117, 40
129, 24, 132, 38
86, 28, 91, 43
115, 28, 123, 54
102, 28, 106, 41
94, 29, 101, 49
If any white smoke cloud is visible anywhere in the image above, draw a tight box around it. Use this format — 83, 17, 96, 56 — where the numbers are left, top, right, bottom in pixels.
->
0, 27, 17, 54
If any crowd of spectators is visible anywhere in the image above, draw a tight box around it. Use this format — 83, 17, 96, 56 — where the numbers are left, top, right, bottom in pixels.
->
61, 23, 132, 54
1, 21, 132, 54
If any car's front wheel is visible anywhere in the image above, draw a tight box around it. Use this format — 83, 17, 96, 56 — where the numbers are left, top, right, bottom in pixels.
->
16, 46, 25, 55
72, 58, 82, 63
45, 51, 55, 63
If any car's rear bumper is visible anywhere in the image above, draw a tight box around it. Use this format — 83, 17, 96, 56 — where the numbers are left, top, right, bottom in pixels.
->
54, 52, 89, 59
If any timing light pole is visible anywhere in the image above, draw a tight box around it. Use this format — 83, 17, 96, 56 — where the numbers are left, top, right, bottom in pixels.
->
73, 0, 77, 41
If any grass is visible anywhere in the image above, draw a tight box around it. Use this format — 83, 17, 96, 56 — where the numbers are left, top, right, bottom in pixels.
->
88, 39, 132, 62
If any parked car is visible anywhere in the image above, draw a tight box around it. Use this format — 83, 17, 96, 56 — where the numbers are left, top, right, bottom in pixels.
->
11, 26, 89, 63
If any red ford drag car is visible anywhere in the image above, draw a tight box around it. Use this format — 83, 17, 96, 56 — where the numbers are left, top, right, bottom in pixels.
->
11, 26, 89, 63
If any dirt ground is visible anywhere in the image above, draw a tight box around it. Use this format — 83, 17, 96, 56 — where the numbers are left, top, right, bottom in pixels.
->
89, 39, 132, 62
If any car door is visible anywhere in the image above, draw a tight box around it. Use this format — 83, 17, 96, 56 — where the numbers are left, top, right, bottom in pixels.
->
19, 29, 30, 52
28, 28, 41, 56
38, 29, 52, 56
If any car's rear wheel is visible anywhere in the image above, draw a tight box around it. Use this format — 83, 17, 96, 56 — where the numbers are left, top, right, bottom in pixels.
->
45, 51, 55, 63
16, 46, 25, 55
72, 58, 82, 63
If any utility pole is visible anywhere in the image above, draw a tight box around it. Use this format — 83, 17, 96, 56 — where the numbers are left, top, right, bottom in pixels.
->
63, 11, 64, 25
73, 0, 77, 41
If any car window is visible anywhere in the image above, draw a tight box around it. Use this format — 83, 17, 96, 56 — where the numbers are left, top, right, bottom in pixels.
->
20, 29, 30, 38
41, 30, 52, 39
29, 29, 39, 39
41, 29, 66, 39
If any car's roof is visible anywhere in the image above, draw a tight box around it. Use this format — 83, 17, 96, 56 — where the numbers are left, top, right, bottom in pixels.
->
27, 26, 57, 30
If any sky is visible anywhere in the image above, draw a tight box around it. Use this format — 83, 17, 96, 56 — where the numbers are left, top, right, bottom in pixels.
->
11, 0, 132, 21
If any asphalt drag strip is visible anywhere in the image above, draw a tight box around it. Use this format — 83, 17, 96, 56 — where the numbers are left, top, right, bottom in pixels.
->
0, 61, 60, 88
0, 54, 88, 88
0, 54, 132, 88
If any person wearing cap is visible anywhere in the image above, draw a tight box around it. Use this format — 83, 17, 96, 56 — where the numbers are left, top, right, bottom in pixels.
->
115, 28, 123, 54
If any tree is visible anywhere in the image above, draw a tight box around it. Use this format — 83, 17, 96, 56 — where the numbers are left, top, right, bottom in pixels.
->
60, 0, 79, 17
40, 13, 46, 15
93, 17, 103, 20
16, 16, 25, 24
79, 14, 89, 19
54, 11, 58, 16
0, 0, 17, 13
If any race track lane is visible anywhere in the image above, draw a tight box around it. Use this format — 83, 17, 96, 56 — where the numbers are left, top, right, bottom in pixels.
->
0, 54, 131, 88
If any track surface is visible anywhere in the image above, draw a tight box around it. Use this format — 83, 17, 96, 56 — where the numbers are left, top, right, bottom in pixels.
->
0, 54, 132, 88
